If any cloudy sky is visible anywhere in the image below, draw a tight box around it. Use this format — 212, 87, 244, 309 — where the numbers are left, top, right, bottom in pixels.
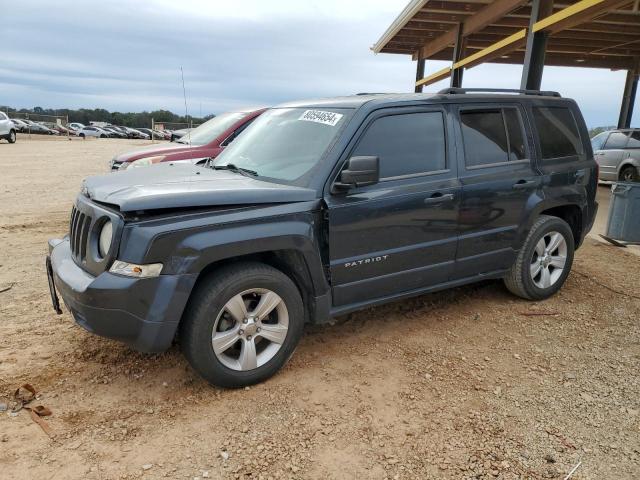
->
1, 0, 635, 127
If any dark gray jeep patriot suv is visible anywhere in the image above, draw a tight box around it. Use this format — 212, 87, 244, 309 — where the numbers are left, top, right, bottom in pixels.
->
47, 88, 598, 387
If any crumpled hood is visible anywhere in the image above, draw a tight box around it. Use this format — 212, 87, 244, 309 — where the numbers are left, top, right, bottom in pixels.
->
114, 142, 205, 163
82, 163, 316, 212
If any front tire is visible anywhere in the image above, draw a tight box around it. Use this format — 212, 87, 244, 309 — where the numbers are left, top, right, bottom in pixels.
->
180, 263, 304, 388
504, 215, 574, 300
8, 130, 16, 143
620, 165, 639, 182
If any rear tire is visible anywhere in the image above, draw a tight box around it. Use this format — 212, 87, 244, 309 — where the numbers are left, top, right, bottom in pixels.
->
504, 215, 574, 300
8, 130, 16, 143
180, 262, 304, 388
79, 133, 85, 138
620, 165, 639, 182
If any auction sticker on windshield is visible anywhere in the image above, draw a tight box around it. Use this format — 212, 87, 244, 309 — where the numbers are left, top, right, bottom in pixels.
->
299, 110, 343, 127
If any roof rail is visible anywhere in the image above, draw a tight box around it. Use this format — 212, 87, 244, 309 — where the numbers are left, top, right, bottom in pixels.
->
437, 87, 561, 98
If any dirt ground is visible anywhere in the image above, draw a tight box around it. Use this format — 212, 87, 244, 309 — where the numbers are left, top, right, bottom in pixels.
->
0, 136, 638, 479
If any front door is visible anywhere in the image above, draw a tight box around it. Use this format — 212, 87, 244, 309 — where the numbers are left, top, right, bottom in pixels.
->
325, 107, 460, 308
453, 104, 540, 278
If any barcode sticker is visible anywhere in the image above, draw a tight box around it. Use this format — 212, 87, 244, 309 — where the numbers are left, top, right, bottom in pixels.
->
298, 110, 343, 127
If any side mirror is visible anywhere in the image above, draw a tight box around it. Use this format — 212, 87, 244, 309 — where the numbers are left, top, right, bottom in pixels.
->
333, 156, 379, 193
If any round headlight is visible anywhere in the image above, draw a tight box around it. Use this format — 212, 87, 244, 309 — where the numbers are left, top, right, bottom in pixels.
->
99, 220, 113, 258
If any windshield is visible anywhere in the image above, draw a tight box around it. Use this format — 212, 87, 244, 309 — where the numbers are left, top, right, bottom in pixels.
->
177, 111, 249, 146
212, 107, 350, 185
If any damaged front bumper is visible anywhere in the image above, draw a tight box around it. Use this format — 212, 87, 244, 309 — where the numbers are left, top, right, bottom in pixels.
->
47, 237, 197, 353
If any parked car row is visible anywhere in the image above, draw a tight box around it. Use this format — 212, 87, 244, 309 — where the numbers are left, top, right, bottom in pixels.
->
10, 118, 61, 135
69, 123, 173, 140
6, 118, 176, 141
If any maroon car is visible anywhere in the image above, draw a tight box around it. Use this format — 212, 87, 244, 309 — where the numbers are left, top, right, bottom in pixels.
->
110, 108, 266, 171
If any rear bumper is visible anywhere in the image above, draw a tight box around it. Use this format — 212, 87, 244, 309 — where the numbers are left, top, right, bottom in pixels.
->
48, 238, 197, 353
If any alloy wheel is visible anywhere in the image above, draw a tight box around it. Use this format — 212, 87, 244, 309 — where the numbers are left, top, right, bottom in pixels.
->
530, 231, 567, 289
211, 288, 289, 371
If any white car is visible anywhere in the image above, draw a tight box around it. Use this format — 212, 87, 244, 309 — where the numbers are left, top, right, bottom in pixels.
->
0, 111, 17, 143
78, 126, 110, 138
68, 122, 85, 132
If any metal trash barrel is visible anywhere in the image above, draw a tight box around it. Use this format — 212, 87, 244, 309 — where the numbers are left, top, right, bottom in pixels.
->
606, 182, 640, 243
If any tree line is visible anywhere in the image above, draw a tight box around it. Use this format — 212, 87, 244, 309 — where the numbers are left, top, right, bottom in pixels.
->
1, 106, 214, 128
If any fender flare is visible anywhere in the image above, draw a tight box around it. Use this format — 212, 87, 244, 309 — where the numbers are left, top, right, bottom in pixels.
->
515, 197, 585, 248
142, 218, 329, 297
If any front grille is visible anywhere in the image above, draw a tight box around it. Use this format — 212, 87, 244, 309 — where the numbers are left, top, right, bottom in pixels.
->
69, 206, 92, 262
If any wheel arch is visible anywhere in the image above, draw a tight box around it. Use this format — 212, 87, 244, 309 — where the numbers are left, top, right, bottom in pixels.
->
190, 250, 318, 324
618, 160, 640, 178
538, 204, 583, 247
517, 200, 584, 250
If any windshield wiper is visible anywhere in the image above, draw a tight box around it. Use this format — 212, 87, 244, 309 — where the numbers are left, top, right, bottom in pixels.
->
212, 163, 258, 177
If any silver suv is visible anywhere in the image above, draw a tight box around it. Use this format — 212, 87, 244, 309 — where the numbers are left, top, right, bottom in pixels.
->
0, 112, 17, 143
591, 129, 640, 182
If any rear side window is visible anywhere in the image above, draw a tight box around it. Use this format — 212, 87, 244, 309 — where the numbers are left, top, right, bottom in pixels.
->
627, 131, 640, 148
460, 107, 527, 167
604, 132, 630, 149
533, 107, 583, 159
352, 111, 446, 179
0, 112, 7, 120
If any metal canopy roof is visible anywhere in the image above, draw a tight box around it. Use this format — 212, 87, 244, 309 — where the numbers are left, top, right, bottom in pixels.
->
373, 0, 640, 74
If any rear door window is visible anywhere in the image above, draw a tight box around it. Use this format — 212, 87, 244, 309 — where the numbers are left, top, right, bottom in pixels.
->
532, 106, 583, 159
603, 131, 629, 149
460, 107, 527, 167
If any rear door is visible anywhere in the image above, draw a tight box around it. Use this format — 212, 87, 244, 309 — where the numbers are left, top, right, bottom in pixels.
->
453, 103, 539, 278
596, 131, 629, 180
326, 106, 460, 307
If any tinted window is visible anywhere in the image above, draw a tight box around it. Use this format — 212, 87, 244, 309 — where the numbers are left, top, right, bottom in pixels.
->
353, 112, 446, 178
604, 132, 630, 149
461, 110, 509, 166
533, 107, 583, 159
627, 131, 640, 148
504, 108, 526, 160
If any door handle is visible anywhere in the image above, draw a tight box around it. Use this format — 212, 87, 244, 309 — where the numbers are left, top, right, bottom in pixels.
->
423, 193, 454, 205
512, 179, 537, 190
575, 170, 586, 180
594, 152, 605, 156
